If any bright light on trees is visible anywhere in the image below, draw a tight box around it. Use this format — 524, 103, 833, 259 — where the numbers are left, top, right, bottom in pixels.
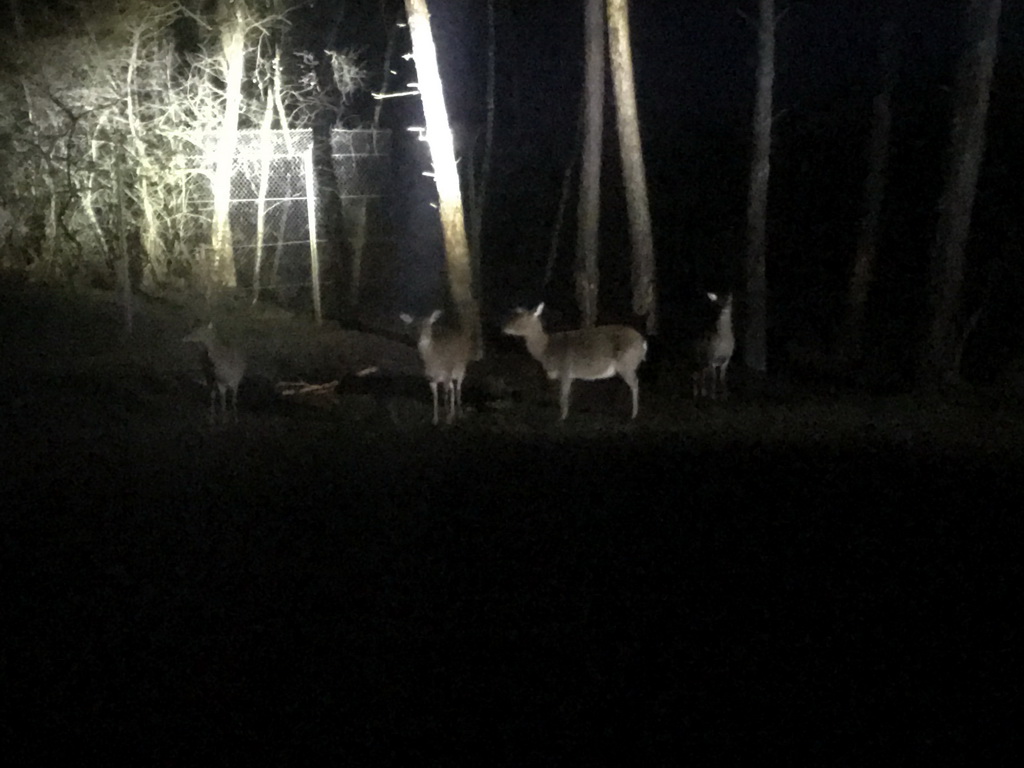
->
403, 0, 481, 357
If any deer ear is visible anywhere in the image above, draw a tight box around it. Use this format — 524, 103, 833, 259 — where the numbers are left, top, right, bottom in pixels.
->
707, 292, 717, 302
534, 302, 545, 317
428, 309, 442, 323
400, 313, 413, 324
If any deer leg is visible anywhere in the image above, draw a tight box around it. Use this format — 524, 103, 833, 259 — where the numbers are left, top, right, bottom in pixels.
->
445, 379, 456, 424
430, 381, 440, 425
621, 371, 640, 419
559, 377, 573, 421
453, 376, 463, 421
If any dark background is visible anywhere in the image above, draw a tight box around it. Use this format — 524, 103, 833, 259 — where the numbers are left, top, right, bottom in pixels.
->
353, 0, 1024, 382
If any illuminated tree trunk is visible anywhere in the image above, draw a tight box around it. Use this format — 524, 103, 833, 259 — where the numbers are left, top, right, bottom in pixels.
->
607, 0, 656, 334
252, 80, 274, 304
209, 0, 246, 288
404, 0, 480, 356
744, 0, 775, 374
576, 0, 604, 328
920, 0, 1001, 388
126, 26, 164, 290
841, 19, 897, 364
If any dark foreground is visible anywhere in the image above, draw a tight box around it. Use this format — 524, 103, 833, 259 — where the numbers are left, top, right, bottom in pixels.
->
4, 412, 1021, 763
1, 281, 1021, 762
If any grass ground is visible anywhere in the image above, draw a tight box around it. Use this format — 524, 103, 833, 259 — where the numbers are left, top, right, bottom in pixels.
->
2, 275, 1021, 762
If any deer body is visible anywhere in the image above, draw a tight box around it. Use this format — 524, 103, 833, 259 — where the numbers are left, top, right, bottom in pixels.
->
503, 303, 647, 420
401, 310, 473, 425
693, 292, 734, 400
183, 322, 246, 422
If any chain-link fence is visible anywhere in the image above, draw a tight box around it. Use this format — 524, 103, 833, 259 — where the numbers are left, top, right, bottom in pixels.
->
208, 127, 393, 311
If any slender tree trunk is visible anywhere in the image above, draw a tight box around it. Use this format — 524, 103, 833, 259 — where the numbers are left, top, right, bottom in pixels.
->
272, 199, 292, 294
545, 153, 577, 291
576, 0, 604, 328
404, 0, 481, 355
126, 27, 163, 291
373, 15, 398, 128
346, 14, 401, 310
744, 0, 775, 374
252, 81, 275, 304
270, 52, 294, 298
841, 19, 898, 364
607, 0, 656, 334
463, 0, 496, 358
920, 0, 1001, 388
476, 0, 496, 317
115, 155, 133, 335
209, 0, 246, 289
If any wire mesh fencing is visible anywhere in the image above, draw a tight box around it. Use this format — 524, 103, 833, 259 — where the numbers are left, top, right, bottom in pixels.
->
199, 127, 394, 311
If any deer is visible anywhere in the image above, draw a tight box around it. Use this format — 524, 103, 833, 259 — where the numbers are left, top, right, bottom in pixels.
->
182, 322, 247, 423
693, 292, 734, 401
401, 310, 474, 425
502, 303, 647, 421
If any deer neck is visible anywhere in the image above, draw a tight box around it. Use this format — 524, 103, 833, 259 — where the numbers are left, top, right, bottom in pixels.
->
523, 325, 550, 364
717, 304, 733, 339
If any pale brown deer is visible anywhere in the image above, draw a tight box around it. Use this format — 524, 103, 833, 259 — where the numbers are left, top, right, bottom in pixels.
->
693, 292, 735, 401
183, 322, 247, 422
401, 310, 474, 425
502, 303, 647, 420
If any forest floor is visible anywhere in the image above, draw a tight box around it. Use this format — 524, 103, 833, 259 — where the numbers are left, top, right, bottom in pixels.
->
2, 274, 1021, 763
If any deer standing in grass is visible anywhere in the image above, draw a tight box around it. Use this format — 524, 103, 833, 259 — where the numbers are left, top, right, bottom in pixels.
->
693, 292, 734, 401
401, 310, 473, 425
502, 303, 647, 421
183, 322, 246, 423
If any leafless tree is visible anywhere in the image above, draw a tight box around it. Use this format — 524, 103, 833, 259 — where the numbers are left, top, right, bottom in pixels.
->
841, 18, 898, 366
607, 0, 656, 334
920, 0, 1002, 388
744, 0, 775, 375
404, 0, 481, 357
576, 0, 605, 328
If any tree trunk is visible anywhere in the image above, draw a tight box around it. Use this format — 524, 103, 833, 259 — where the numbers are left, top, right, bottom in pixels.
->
252, 83, 275, 304
464, 0, 496, 356
919, 0, 1001, 388
576, 0, 604, 328
841, 19, 898, 365
126, 27, 164, 291
744, 0, 775, 374
209, 0, 246, 289
607, 0, 657, 334
115, 155, 134, 335
349, 15, 401, 309
545, 153, 576, 290
404, 0, 481, 356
